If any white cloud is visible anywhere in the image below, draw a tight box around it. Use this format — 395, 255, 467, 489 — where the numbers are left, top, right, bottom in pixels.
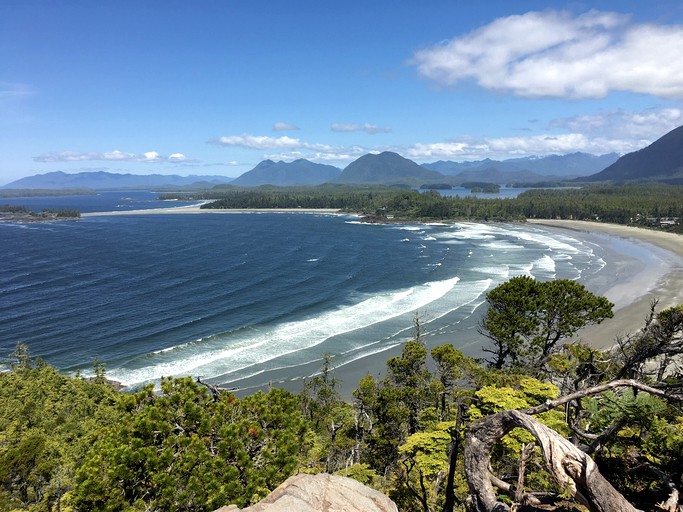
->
412, 10, 683, 99
213, 135, 303, 150
211, 107, 679, 165
168, 152, 190, 162
549, 107, 683, 140
401, 132, 649, 162
211, 134, 339, 153
34, 150, 195, 163
331, 122, 391, 134
263, 146, 368, 164
273, 122, 299, 131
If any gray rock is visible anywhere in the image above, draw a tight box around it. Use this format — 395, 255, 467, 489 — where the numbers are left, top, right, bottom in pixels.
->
215, 473, 398, 512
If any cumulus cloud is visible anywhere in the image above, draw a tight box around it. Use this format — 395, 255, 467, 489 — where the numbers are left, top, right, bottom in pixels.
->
263, 146, 368, 163
273, 122, 299, 131
33, 150, 194, 163
549, 107, 683, 140
412, 10, 683, 99
211, 134, 338, 153
211, 105, 680, 165
401, 132, 648, 162
212, 135, 303, 150
331, 122, 391, 134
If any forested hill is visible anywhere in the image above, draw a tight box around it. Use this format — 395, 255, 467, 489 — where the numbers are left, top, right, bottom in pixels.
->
582, 124, 683, 183
336, 151, 445, 184
230, 158, 342, 186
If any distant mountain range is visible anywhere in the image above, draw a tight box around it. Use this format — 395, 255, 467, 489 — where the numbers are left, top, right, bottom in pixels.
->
6, 127, 682, 189
581, 125, 683, 183
230, 159, 341, 186
423, 152, 619, 180
2, 171, 233, 190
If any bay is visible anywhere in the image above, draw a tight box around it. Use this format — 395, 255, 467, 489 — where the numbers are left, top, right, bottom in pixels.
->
0, 192, 623, 393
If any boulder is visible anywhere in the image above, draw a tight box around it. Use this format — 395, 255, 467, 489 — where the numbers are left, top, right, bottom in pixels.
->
214, 473, 398, 512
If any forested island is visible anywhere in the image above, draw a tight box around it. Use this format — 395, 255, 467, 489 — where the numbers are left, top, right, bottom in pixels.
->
0, 205, 81, 222
0, 189, 94, 198
160, 183, 683, 232
1, 276, 681, 512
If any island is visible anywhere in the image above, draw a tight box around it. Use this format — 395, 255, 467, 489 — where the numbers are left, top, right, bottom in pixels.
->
0, 205, 81, 222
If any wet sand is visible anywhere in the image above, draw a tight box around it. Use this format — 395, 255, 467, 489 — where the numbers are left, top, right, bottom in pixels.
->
82, 206, 342, 216
81, 207, 683, 391
527, 220, 683, 350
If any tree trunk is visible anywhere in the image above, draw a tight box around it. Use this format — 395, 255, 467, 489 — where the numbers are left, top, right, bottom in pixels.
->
442, 403, 463, 512
464, 410, 641, 512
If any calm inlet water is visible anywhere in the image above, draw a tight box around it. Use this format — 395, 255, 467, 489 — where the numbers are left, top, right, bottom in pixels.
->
1, 192, 613, 392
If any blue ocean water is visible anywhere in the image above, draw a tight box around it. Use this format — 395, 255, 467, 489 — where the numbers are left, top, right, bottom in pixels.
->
0, 192, 612, 392
0, 190, 199, 213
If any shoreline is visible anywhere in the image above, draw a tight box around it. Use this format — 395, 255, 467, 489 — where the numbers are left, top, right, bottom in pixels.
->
527, 219, 683, 350
82, 206, 343, 216
80, 207, 683, 376
331, 220, 683, 395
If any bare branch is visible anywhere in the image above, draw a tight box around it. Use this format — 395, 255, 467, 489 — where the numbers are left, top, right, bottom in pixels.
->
523, 379, 681, 416
465, 410, 642, 512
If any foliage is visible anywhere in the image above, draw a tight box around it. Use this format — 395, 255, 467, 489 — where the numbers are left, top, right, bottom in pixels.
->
480, 276, 613, 373
0, 206, 80, 219
0, 204, 32, 214
0, 189, 94, 198
2, 291, 683, 512
469, 378, 567, 456
160, 183, 683, 231
72, 377, 308, 511
0, 345, 121, 512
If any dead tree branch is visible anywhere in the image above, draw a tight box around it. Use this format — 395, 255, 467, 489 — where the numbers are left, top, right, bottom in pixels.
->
465, 410, 642, 512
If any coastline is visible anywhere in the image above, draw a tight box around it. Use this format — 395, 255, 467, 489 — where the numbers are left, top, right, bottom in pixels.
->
527, 219, 683, 350
79, 207, 683, 387
330, 219, 683, 395
82, 206, 343, 216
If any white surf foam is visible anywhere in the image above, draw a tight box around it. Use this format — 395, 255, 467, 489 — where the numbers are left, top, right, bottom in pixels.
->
108, 276, 462, 387
531, 254, 556, 278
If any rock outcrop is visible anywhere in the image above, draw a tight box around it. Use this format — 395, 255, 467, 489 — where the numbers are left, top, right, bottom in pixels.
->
214, 473, 398, 512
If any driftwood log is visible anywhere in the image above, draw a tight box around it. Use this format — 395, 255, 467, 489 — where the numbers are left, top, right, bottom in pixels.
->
464, 409, 641, 512
463, 379, 682, 511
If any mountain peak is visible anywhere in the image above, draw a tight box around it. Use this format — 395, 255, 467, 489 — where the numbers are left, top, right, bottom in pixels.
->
230, 159, 341, 187
583, 125, 683, 182
337, 152, 444, 184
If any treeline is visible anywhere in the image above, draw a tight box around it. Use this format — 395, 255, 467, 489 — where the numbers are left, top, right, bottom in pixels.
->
0, 205, 81, 219
0, 189, 94, 198
161, 184, 683, 231
513, 185, 683, 225
161, 184, 412, 211
2, 279, 682, 511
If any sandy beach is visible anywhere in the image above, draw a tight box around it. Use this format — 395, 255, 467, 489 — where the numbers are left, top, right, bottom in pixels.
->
527, 219, 683, 350
81, 207, 683, 391
326, 219, 683, 394
82, 206, 343, 216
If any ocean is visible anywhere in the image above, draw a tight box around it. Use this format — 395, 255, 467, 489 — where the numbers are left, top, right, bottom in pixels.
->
1, 191, 629, 394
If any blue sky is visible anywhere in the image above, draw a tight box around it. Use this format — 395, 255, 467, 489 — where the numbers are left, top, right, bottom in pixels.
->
2, 1, 683, 185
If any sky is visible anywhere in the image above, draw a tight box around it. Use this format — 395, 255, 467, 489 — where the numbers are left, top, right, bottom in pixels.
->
2, 0, 683, 185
